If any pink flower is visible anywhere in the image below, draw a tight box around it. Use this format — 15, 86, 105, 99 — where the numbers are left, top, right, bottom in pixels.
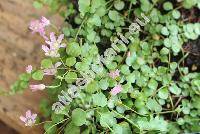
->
30, 84, 45, 92
29, 20, 45, 36
110, 84, 122, 95
20, 110, 37, 126
45, 32, 66, 49
108, 69, 120, 79
42, 32, 66, 57
43, 62, 62, 75
26, 65, 32, 74
29, 16, 50, 39
42, 45, 60, 57
40, 16, 50, 26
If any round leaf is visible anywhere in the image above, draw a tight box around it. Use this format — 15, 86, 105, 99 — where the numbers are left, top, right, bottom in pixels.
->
66, 42, 81, 57
72, 108, 86, 126
92, 92, 107, 107
65, 57, 76, 67
41, 59, 53, 68
32, 70, 44, 80
158, 87, 169, 99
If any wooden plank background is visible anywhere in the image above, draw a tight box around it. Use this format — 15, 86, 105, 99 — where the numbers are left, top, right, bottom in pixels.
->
0, 0, 63, 133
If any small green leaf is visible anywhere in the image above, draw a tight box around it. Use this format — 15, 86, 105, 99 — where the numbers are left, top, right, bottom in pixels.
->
114, 1, 125, 10
19, 73, 31, 81
146, 98, 162, 112
108, 10, 120, 22
163, 38, 171, 48
33, 1, 43, 9
160, 47, 169, 55
65, 72, 77, 83
148, 79, 158, 90
158, 87, 169, 99
92, 92, 107, 107
65, 57, 76, 67
140, 0, 151, 12
169, 84, 181, 95
126, 73, 136, 83
96, 7, 106, 17
66, 42, 81, 57
163, 2, 173, 11
113, 122, 131, 134
161, 27, 169, 36
62, 27, 71, 36
183, 0, 197, 9
72, 108, 86, 126
44, 122, 57, 134
88, 14, 101, 26
100, 112, 117, 127
138, 116, 168, 132
120, 65, 130, 75
99, 79, 109, 90
78, 0, 90, 16
64, 121, 80, 134
87, 30, 96, 42
32, 70, 44, 80
170, 62, 178, 71
85, 80, 99, 93
51, 113, 64, 124
90, 0, 104, 13
41, 59, 53, 68
172, 10, 181, 19
171, 36, 181, 53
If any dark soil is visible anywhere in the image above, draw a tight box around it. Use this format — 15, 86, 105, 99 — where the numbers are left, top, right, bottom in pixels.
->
183, 38, 200, 72
0, 120, 18, 134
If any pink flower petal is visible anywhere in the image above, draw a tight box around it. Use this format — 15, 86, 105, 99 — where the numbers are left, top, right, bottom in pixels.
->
29, 20, 40, 31
20, 110, 37, 126
45, 40, 52, 46
42, 35, 49, 41
38, 28, 46, 37
109, 69, 120, 79
31, 114, 37, 120
20, 116, 26, 122
26, 110, 31, 118
29, 17, 49, 39
110, 85, 122, 95
57, 34, 64, 44
42, 45, 49, 53
40, 16, 50, 26
50, 32, 56, 42
30, 84, 45, 92
43, 69, 56, 75
26, 65, 32, 74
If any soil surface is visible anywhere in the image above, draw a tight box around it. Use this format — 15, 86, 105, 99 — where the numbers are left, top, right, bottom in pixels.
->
0, 120, 18, 134
182, 7, 200, 72
0, 0, 63, 133
183, 38, 200, 72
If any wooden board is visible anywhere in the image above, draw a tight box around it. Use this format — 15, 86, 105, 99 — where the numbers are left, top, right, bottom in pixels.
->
0, 0, 63, 133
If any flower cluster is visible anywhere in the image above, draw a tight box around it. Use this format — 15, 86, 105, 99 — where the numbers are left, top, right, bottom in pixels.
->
29, 16, 50, 39
108, 69, 120, 79
42, 33, 66, 57
110, 84, 122, 95
20, 110, 37, 126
